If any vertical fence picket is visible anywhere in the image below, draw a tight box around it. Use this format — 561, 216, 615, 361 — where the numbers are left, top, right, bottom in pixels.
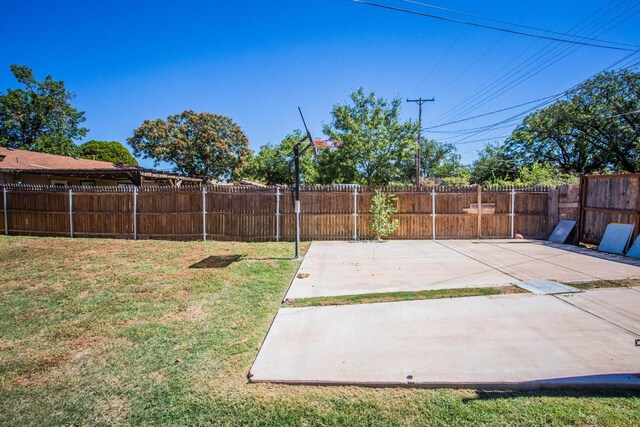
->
431, 189, 436, 240
510, 189, 516, 239
275, 187, 280, 242
3, 187, 8, 236
202, 187, 207, 241
69, 189, 74, 238
133, 187, 138, 240
476, 185, 482, 239
353, 187, 358, 240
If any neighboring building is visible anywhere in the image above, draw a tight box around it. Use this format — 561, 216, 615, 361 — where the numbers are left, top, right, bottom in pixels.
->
0, 147, 203, 187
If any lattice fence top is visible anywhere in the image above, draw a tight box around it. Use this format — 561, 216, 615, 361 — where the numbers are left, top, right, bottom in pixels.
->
0, 183, 553, 194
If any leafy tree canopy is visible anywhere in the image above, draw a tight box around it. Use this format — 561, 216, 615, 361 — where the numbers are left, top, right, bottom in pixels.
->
469, 142, 519, 185
419, 138, 469, 179
74, 140, 138, 166
128, 110, 250, 180
506, 68, 640, 174
244, 130, 317, 185
318, 88, 417, 185
0, 65, 88, 155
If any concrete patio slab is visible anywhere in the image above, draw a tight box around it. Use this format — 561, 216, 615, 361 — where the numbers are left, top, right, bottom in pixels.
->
442, 240, 640, 283
286, 240, 640, 300
285, 240, 515, 300
556, 287, 640, 335
251, 291, 640, 389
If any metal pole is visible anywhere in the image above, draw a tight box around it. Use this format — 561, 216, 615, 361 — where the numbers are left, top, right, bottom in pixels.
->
69, 189, 74, 238
477, 185, 482, 239
294, 145, 301, 259
3, 187, 8, 236
133, 187, 138, 240
202, 187, 207, 241
353, 187, 358, 240
275, 187, 281, 242
407, 97, 435, 187
416, 102, 422, 186
431, 189, 436, 240
510, 189, 516, 239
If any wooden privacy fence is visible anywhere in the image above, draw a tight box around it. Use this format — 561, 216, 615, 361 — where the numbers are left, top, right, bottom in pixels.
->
578, 173, 640, 245
0, 184, 558, 241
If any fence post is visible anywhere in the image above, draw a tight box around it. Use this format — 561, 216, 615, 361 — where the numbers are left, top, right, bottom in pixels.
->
548, 187, 559, 237
353, 187, 358, 240
510, 189, 516, 239
431, 189, 436, 240
477, 185, 482, 239
3, 187, 8, 236
202, 187, 207, 242
133, 187, 138, 240
69, 189, 74, 238
577, 174, 587, 244
275, 187, 280, 242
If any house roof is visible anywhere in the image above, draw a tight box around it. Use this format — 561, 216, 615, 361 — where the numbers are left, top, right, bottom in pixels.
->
0, 147, 127, 171
0, 147, 204, 184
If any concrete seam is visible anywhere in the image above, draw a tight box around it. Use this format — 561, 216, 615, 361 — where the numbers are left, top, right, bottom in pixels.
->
551, 294, 640, 338
483, 241, 611, 282
435, 240, 524, 284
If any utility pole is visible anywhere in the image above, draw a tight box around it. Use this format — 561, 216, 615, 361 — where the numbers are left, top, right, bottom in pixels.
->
407, 97, 434, 186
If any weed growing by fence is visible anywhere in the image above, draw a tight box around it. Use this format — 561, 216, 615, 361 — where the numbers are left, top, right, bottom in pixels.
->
370, 190, 399, 240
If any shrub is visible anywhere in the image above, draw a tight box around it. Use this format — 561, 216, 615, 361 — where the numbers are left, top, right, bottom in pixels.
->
370, 190, 399, 240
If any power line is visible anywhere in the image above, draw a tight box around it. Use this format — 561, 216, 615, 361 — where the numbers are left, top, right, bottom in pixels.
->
352, 0, 637, 51
440, 52, 640, 150
600, 108, 640, 119
403, 0, 639, 49
438, 59, 634, 145
426, 94, 563, 130
432, 0, 636, 124
427, 120, 524, 135
432, 0, 548, 98
442, 135, 511, 145
447, 3, 640, 121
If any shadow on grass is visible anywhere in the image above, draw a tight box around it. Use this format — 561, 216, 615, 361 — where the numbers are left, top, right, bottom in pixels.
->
190, 255, 296, 268
465, 388, 640, 401
461, 373, 640, 401
190, 255, 243, 268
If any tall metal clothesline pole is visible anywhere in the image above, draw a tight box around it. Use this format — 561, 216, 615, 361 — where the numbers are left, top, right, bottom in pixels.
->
407, 97, 435, 186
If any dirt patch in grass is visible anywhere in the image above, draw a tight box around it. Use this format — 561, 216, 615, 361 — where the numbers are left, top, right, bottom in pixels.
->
159, 302, 207, 323
284, 285, 527, 308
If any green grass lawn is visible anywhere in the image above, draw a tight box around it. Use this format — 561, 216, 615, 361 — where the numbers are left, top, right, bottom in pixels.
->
285, 286, 526, 307
0, 236, 638, 426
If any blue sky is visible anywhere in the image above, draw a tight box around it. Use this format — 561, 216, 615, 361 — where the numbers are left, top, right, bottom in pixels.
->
2, 0, 639, 169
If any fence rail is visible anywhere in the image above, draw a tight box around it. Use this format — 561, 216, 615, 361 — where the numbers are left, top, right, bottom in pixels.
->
0, 184, 561, 241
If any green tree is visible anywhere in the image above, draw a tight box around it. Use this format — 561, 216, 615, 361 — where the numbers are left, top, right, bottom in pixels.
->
0, 65, 88, 155
516, 162, 578, 186
318, 88, 417, 185
507, 68, 640, 174
469, 142, 520, 185
74, 140, 138, 166
244, 130, 317, 185
418, 138, 469, 179
128, 110, 250, 180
